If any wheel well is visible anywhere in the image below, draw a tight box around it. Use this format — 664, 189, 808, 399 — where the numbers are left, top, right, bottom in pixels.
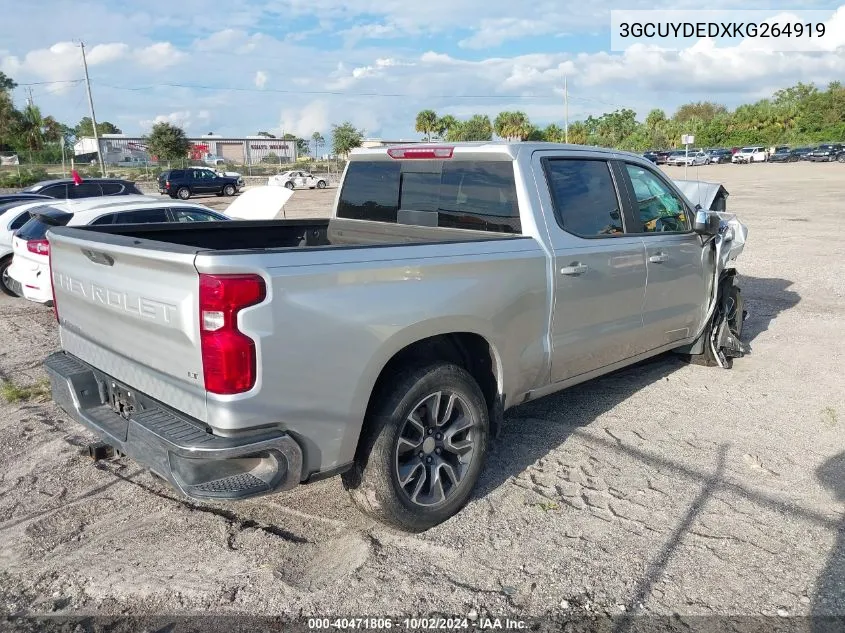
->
362, 333, 502, 440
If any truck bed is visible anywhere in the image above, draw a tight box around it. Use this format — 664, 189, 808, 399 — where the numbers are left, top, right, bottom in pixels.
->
52, 217, 525, 255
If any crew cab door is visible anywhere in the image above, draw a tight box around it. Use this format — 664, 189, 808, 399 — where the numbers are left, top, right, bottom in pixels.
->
533, 152, 648, 382
615, 160, 710, 349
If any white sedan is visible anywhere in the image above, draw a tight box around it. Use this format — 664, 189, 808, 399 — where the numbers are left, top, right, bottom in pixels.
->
5, 198, 229, 305
3, 187, 296, 305
668, 151, 710, 166
268, 170, 328, 190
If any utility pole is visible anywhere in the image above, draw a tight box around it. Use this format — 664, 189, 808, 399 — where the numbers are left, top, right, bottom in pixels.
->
564, 75, 569, 144
25, 87, 34, 108
80, 41, 106, 177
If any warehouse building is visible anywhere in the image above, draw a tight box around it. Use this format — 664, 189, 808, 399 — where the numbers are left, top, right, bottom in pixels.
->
73, 134, 298, 166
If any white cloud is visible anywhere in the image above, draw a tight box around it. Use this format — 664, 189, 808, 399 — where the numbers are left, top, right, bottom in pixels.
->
254, 70, 268, 88
139, 109, 210, 131
276, 100, 331, 138
136, 42, 185, 68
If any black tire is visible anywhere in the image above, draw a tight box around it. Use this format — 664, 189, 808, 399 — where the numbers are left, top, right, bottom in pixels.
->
342, 363, 489, 532
284, 181, 294, 190
177, 187, 191, 200
838, 154, 845, 163
0, 256, 16, 297
223, 184, 236, 196
316, 180, 327, 189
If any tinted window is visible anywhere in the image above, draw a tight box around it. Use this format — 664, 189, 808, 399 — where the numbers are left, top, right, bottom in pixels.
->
89, 213, 117, 225
168, 170, 185, 179
16, 207, 72, 240
125, 182, 144, 195
114, 208, 170, 223
171, 208, 225, 222
9, 210, 31, 230
336, 161, 401, 223
40, 184, 68, 198
624, 164, 689, 233
67, 183, 103, 199
100, 183, 124, 195
336, 159, 520, 233
543, 159, 623, 237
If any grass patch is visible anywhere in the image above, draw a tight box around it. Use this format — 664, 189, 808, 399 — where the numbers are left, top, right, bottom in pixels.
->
821, 406, 838, 428
0, 378, 51, 403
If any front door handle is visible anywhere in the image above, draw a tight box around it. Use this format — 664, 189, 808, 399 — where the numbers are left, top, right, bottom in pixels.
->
560, 263, 588, 275
649, 253, 669, 263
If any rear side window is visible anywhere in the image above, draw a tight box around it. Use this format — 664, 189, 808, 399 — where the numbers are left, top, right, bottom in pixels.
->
16, 208, 73, 240
168, 170, 185, 179
543, 159, 623, 237
171, 208, 225, 222
67, 183, 103, 198
336, 159, 520, 233
100, 183, 125, 195
89, 213, 117, 225
9, 210, 31, 230
114, 208, 170, 223
40, 184, 68, 198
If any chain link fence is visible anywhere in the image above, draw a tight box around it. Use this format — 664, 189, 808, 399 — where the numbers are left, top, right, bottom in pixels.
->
0, 150, 347, 190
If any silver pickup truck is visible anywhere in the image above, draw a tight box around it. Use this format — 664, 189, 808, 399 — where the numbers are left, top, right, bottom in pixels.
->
43, 142, 748, 532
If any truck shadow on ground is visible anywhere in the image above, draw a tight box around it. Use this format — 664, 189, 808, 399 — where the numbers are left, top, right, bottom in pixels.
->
475, 274, 800, 503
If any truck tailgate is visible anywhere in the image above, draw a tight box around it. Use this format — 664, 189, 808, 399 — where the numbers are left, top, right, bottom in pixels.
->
49, 231, 208, 423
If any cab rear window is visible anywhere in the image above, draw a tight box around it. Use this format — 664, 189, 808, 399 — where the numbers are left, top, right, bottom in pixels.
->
15, 207, 72, 240
337, 159, 521, 234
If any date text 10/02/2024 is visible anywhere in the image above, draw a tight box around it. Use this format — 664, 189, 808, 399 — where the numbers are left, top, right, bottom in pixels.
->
307, 617, 529, 630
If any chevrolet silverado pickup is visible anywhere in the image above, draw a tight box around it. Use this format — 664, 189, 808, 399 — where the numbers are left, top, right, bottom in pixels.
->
43, 142, 748, 532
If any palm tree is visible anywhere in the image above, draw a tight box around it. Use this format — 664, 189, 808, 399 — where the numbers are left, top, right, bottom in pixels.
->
494, 111, 532, 141
311, 131, 325, 159
415, 110, 439, 141
437, 115, 459, 140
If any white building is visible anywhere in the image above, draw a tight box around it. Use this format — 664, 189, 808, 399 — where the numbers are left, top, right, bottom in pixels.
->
73, 134, 297, 165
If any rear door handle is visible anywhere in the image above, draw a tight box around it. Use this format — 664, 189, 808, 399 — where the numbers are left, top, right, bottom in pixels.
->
560, 263, 588, 275
649, 253, 668, 263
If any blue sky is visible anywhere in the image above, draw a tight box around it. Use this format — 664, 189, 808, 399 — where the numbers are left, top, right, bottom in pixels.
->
1, 0, 844, 144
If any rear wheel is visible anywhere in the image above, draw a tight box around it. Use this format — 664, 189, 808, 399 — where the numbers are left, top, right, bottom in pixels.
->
284, 181, 294, 190
177, 187, 191, 200
316, 180, 327, 189
837, 154, 845, 163
342, 363, 489, 532
0, 256, 16, 297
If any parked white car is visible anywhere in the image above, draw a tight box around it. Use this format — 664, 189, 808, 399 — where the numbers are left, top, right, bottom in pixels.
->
732, 146, 768, 163
0, 196, 157, 296
5, 198, 229, 305
268, 170, 328, 190
3, 187, 296, 304
669, 151, 710, 166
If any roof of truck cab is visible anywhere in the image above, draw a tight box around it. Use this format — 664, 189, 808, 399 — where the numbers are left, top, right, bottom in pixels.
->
348, 141, 646, 161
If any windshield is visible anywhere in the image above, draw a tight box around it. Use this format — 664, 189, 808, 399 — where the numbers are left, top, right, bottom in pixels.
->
15, 206, 72, 240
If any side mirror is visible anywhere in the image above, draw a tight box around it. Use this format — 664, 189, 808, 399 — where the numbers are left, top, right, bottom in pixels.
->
694, 210, 720, 235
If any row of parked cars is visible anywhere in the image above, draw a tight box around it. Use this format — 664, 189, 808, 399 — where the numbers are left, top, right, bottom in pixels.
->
0, 177, 285, 303
645, 144, 845, 166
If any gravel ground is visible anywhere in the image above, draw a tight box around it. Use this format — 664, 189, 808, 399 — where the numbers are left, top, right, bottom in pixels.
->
0, 162, 843, 626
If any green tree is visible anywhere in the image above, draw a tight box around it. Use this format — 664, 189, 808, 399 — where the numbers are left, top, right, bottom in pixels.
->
415, 109, 439, 141
0, 71, 16, 92
331, 121, 365, 157
673, 101, 727, 124
144, 122, 191, 162
75, 116, 122, 137
256, 130, 276, 138
282, 133, 309, 157
311, 131, 325, 159
437, 115, 460, 140
458, 114, 493, 141
493, 111, 532, 140
567, 121, 588, 145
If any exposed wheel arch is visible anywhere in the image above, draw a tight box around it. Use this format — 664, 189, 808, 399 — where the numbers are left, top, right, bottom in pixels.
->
354, 333, 504, 466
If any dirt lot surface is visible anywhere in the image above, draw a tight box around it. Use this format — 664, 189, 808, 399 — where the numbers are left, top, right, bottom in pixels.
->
1, 163, 844, 625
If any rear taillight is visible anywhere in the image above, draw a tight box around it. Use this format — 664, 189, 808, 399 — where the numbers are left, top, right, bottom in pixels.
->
165, 180, 170, 189
27, 239, 49, 255
48, 246, 58, 322
198, 273, 266, 395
